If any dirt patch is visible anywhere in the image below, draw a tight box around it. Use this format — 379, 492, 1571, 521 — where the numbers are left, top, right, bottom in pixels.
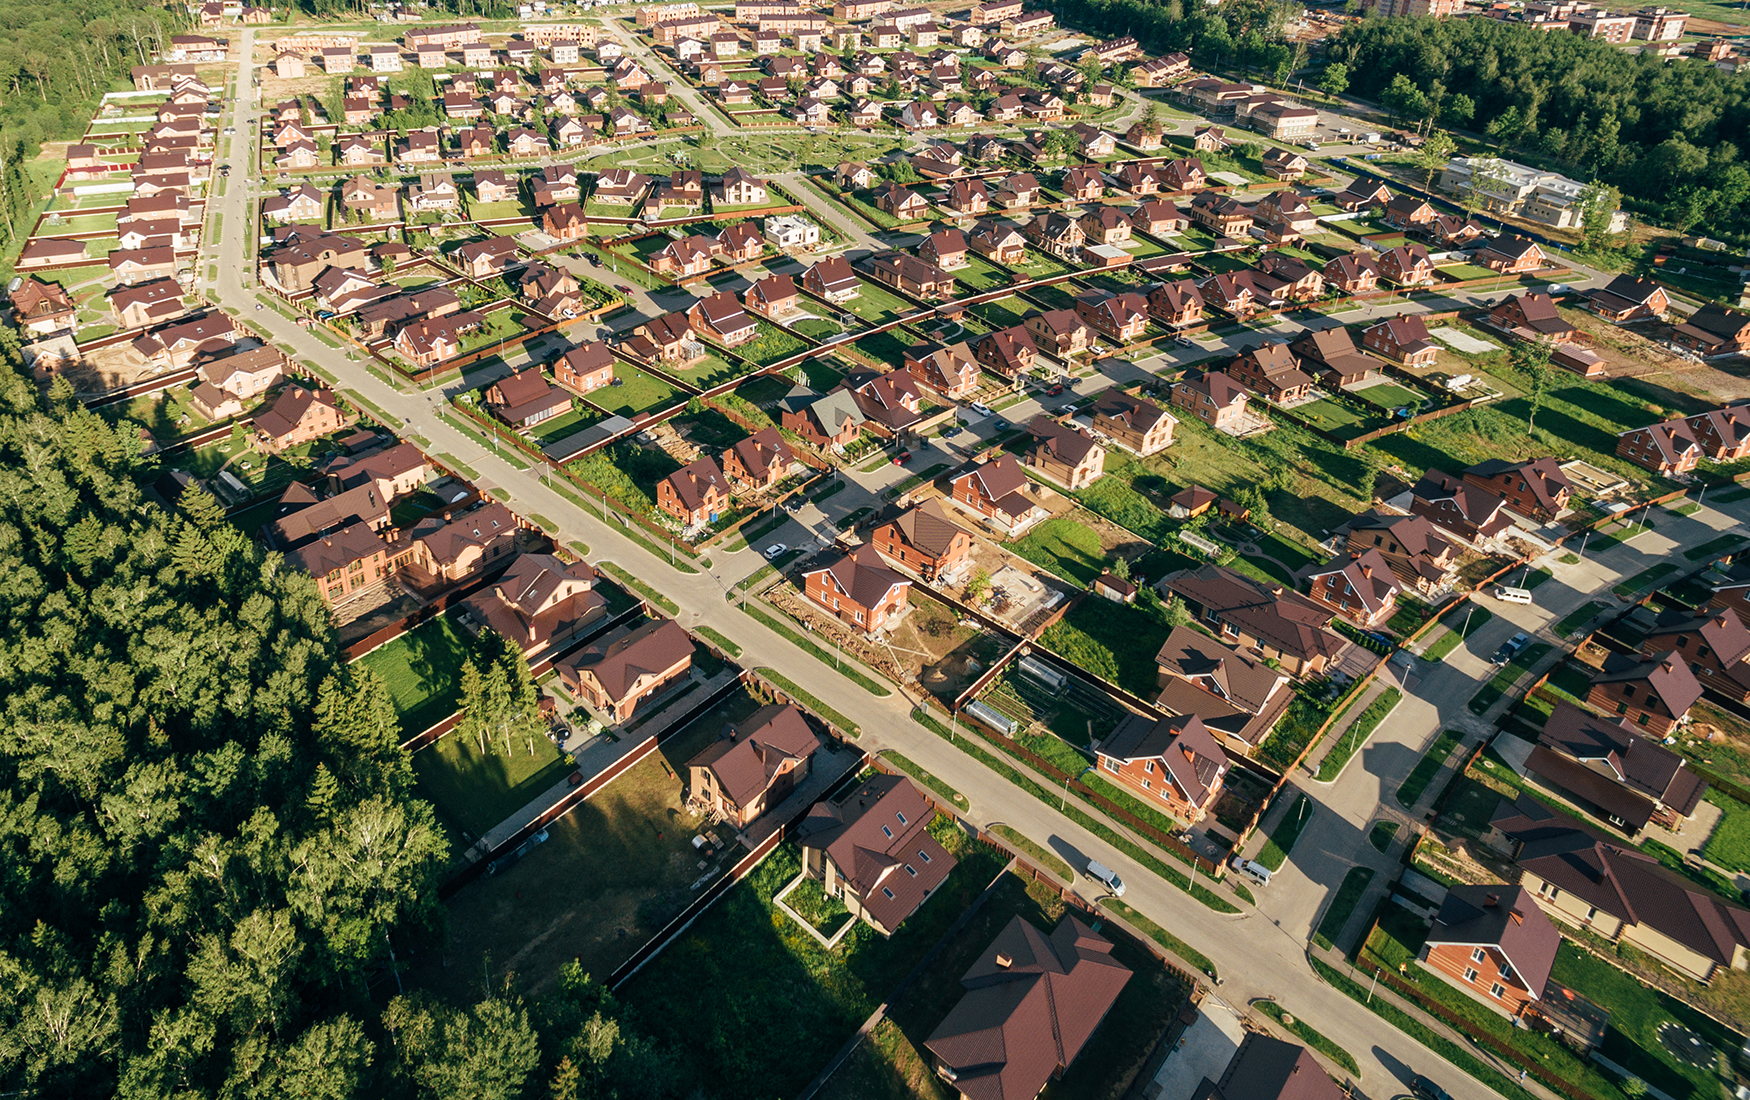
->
59, 345, 165, 394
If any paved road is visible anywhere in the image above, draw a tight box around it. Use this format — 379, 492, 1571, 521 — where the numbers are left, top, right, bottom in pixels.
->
206, 36, 1746, 1099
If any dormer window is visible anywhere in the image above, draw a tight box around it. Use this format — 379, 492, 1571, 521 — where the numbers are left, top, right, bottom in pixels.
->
881, 825, 893, 839
896, 811, 907, 825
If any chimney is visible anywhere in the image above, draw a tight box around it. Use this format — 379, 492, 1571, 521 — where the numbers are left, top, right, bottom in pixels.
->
1484, 893, 1500, 907
995, 953, 1012, 969
1510, 908, 1525, 925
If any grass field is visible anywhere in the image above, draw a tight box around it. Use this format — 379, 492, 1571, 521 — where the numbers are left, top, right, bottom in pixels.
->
526, 404, 601, 446
356, 613, 477, 737
411, 725, 571, 840
415, 692, 767, 1004
1351, 382, 1426, 411
840, 278, 919, 325
1703, 789, 1750, 874
1288, 397, 1376, 434
1552, 600, 1611, 637
1039, 596, 1171, 698
593, 363, 681, 417
1422, 604, 1494, 662
1008, 517, 1110, 584
953, 253, 1013, 292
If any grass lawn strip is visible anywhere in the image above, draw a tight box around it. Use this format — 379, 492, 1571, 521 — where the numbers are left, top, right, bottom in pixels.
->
1552, 600, 1611, 637
599, 562, 680, 615
882, 750, 970, 810
1253, 1001, 1361, 1076
739, 602, 892, 696
411, 728, 571, 840
1466, 643, 1552, 715
1701, 787, 1750, 873
694, 626, 742, 657
1256, 794, 1312, 871
990, 823, 1073, 882
911, 710, 1238, 913
1686, 532, 1750, 562
1316, 688, 1403, 782
1613, 562, 1678, 597
1100, 898, 1219, 979
1396, 729, 1464, 808
1313, 866, 1375, 951
1422, 604, 1493, 662
1368, 821, 1400, 853
756, 668, 860, 737
355, 613, 476, 737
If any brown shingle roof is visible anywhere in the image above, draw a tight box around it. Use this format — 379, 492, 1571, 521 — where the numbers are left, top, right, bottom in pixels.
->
687, 703, 819, 809
797, 774, 956, 931
564, 618, 693, 700
884, 497, 966, 558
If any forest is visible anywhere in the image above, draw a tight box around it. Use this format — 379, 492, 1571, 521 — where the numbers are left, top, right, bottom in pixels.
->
1325, 15, 1750, 238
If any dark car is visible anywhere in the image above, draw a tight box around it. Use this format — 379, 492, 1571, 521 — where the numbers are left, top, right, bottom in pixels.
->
1491, 631, 1530, 666
614, 284, 632, 293
1410, 1075, 1454, 1100
993, 417, 1010, 431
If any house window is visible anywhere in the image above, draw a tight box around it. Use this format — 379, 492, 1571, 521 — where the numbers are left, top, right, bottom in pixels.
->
855, 609, 864, 623
1463, 967, 1479, 983
1104, 757, 1120, 774
1471, 948, 1486, 963
896, 811, 907, 825
881, 825, 892, 839
881, 887, 894, 899
918, 850, 931, 863
1143, 760, 1156, 774
1141, 778, 1152, 790
904, 864, 916, 876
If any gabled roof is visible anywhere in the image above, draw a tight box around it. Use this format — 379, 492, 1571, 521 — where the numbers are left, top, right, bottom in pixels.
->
727, 426, 795, 482
1176, 369, 1248, 409
1306, 548, 1401, 615
565, 618, 693, 700
1650, 605, 1750, 668
803, 543, 909, 610
1100, 712, 1228, 806
1092, 389, 1172, 434
687, 703, 819, 810
1026, 415, 1101, 467
1164, 563, 1345, 666
1411, 468, 1509, 532
1153, 625, 1285, 715
1198, 1033, 1347, 1100
1465, 456, 1573, 514
881, 497, 967, 559
958, 452, 1029, 502
662, 455, 730, 511
1591, 651, 1704, 719
925, 916, 1131, 1100
1427, 885, 1560, 1002
796, 774, 956, 930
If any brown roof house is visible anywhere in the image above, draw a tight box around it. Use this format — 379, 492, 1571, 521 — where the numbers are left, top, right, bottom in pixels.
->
924, 915, 1131, 1100
485, 367, 572, 428
1171, 370, 1250, 432
463, 553, 607, 657
1362, 314, 1439, 367
556, 618, 695, 724
1420, 885, 1562, 1021
1096, 712, 1230, 824
1530, 699, 1707, 833
255, 385, 344, 452
1616, 415, 1702, 476
1303, 547, 1403, 629
1289, 327, 1376, 390
949, 453, 1047, 537
722, 427, 799, 493
797, 774, 956, 935
687, 703, 820, 829
1645, 605, 1750, 705
1410, 468, 1514, 542
1587, 651, 1703, 737
903, 340, 980, 399
657, 456, 732, 528
802, 543, 912, 636
554, 341, 616, 395
1586, 275, 1670, 323
1227, 341, 1313, 404
402, 502, 519, 588
1026, 416, 1105, 490
1463, 457, 1573, 522
871, 498, 974, 584
1162, 563, 1348, 678
1686, 404, 1750, 462
1091, 390, 1175, 456
1339, 511, 1461, 595
1153, 625, 1292, 752
1194, 1034, 1348, 1100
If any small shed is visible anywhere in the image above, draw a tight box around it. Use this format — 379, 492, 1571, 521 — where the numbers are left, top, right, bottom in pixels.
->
1217, 497, 1250, 522
1092, 571, 1137, 604
1168, 484, 1217, 519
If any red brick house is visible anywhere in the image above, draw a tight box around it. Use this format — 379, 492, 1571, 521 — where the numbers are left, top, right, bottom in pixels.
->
462, 553, 607, 657
1147, 280, 1203, 329
1323, 250, 1380, 295
1588, 651, 1703, 736
1095, 713, 1229, 824
1671, 304, 1750, 358
798, 774, 956, 935
802, 543, 911, 634
1477, 236, 1546, 274
1163, 563, 1347, 678
722, 426, 798, 492
657, 455, 731, 527
1091, 390, 1175, 456
745, 273, 800, 319
1411, 468, 1513, 541
1341, 510, 1461, 595
868, 251, 955, 298
1383, 195, 1436, 230
1377, 242, 1434, 287
1304, 548, 1402, 629
1074, 290, 1150, 344
1645, 606, 1750, 705
1686, 404, 1750, 461
949, 453, 1046, 536
555, 341, 615, 394
1023, 308, 1090, 357
971, 325, 1037, 379
1171, 370, 1249, 432
1227, 341, 1313, 403
1586, 275, 1670, 323
1026, 416, 1105, 489
686, 703, 819, 828
255, 385, 344, 452
1616, 416, 1703, 475
1463, 458, 1573, 521
1362, 314, 1439, 367
485, 368, 572, 428
870, 498, 972, 583
557, 619, 694, 723
1420, 886, 1561, 1021
688, 291, 759, 346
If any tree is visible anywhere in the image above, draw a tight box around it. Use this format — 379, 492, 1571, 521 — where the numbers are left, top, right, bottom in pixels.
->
1441, 92, 1475, 128
1318, 62, 1348, 101
387, 995, 541, 1100
1511, 340, 1554, 434
1575, 180, 1622, 250
1413, 129, 1455, 190
1109, 554, 1132, 581
965, 568, 992, 604
1043, 128, 1077, 159
1381, 73, 1429, 125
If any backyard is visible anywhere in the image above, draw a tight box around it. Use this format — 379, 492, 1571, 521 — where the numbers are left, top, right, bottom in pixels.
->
356, 613, 477, 738
410, 723, 571, 842
591, 363, 682, 418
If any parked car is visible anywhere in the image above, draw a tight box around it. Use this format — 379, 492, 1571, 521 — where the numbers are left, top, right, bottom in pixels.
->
1230, 857, 1272, 887
1046, 383, 1066, 397
891, 450, 913, 465
1410, 1076, 1454, 1100
1085, 859, 1125, 896
1492, 632, 1530, 666
969, 401, 994, 418
762, 543, 788, 561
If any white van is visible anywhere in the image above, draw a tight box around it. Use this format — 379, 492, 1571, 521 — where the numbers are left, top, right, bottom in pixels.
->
1494, 586, 1533, 605
1086, 859, 1126, 896
1231, 857, 1272, 887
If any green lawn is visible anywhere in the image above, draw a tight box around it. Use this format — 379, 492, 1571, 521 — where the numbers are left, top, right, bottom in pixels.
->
1552, 600, 1610, 637
1039, 596, 1172, 698
969, 295, 1032, 330
1397, 730, 1464, 808
727, 319, 809, 365
838, 278, 918, 325
1467, 643, 1552, 715
1686, 533, 1750, 562
527, 404, 601, 446
1314, 866, 1375, 951
1254, 1001, 1361, 1077
952, 254, 1013, 292
410, 726, 570, 839
666, 351, 752, 390
1351, 382, 1427, 411
1316, 688, 1403, 782
593, 363, 681, 417
1614, 562, 1679, 597
1008, 516, 1110, 585
1703, 789, 1750, 874
1423, 604, 1494, 662
1257, 794, 1312, 872
356, 614, 477, 737
1284, 397, 1377, 435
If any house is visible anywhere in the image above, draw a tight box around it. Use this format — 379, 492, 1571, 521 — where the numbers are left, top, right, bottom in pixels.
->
1159, 158, 1206, 193
1171, 370, 1250, 432
943, 178, 991, 218
10, 278, 76, 336
1377, 242, 1434, 287
764, 215, 821, 252
994, 171, 1041, 210
722, 427, 799, 493
406, 174, 458, 213
1023, 212, 1084, 259
262, 183, 324, 224
110, 278, 186, 329
797, 774, 955, 934
1078, 206, 1133, 247
1289, 327, 1375, 390
592, 168, 652, 205
1463, 458, 1573, 521
846, 368, 926, 437
1478, 236, 1547, 274
454, 234, 521, 279
1323, 251, 1381, 295
1062, 166, 1103, 202
804, 543, 912, 634
949, 453, 1045, 536
657, 456, 732, 528
1340, 511, 1460, 595
1383, 195, 1437, 230
1152, 625, 1291, 750
1672, 303, 1750, 358
108, 248, 177, 285
871, 498, 973, 583
1688, 404, 1750, 461
1491, 293, 1576, 344
1645, 605, 1750, 706
924, 915, 1130, 1100
1489, 794, 1750, 981
968, 220, 1026, 265
714, 166, 768, 207
1195, 1034, 1348, 1100
1168, 485, 1216, 520
554, 342, 615, 395
875, 183, 928, 219
1431, 214, 1488, 248
1333, 177, 1391, 212
1362, 314, 1439, 367
255, 385, 344, 452
903, 341, 979, 399
688, 291, 758, 346
1586, 275, 1670, 322
1304, 548, 1402, 629
803, 257, 860, 303
284, 522, 397, 606
1188, 193, 1253, 238
744, 273, 800, 320
1096, 712, 1229, 823
1260, 147, 1308, 181
686, 704, 820, 829
1026, 416, 1105, 489
394, 311, 487, 368
1530, 699, 1707, 833
1161, 563, 1348, 678
486, 368, 571, 428
868, 252, 955, 299
1588, 651, 1703, 736
971, 326, 1037, 380
1616, 416, 1703, 475
1147, 280, 1203, 329
130, 312, 237, 371
1411, 469, 1513, 542
1090, 390, 1175, 457
555, 619, 694, 723
650, 235, 720, 278
781, 388, 864, 450
1227, 341, 1313, 403
338, 176, 398, 222
1420, 886, 1562, 1021
918, 228, 968, 271
1023, 308, 1091, 357
1132, 52, 1190, 87
1255, 253, 1323, 301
